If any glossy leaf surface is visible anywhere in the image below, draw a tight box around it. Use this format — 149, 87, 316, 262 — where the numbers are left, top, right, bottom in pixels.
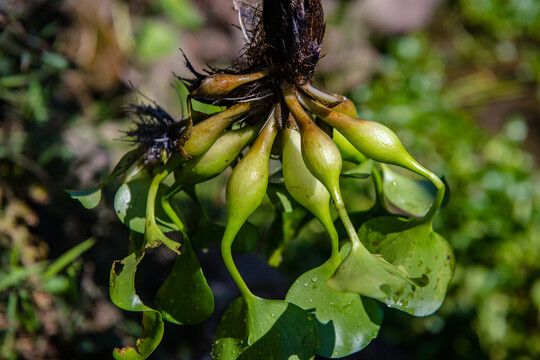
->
381, 165, 436, 217
109, 250, 164, 359
211, 297, 319, 360
286, 258, 382, 358
327, 240, 423, 307
359, 216, 455, 316
114, 178, 178, 234
155, 239, 214, 325
66, 187, 101, 209
113, 311, 164, 360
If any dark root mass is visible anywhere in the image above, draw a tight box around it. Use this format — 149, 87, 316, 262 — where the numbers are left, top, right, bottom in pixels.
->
124, 103, 184, 163
263, 0, 325, 85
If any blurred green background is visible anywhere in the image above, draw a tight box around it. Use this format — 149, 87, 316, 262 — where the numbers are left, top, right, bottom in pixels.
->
1, 0, 539, 359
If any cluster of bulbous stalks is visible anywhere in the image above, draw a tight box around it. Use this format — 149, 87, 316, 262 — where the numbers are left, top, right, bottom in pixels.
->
143, 68, 446, 305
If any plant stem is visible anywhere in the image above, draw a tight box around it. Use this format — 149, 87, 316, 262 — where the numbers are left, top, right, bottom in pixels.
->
221, 226, 254, 300
330, 187, 361, 248
371, 165, 386, 210
145, 154, 186, 252
160, 196, 189, 241
405, 160, 445, 225
320, 215, 341, 267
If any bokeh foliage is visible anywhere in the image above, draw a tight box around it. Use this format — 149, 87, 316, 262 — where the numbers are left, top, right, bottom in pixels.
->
1, 0, 539, 359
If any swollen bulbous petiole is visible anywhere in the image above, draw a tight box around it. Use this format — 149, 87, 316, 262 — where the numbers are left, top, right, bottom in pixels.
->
190, 69, 271, 99
297, 91, 446, 223
182, 102, 252, 157
165, 124, 262, 199
282, 122, 339, 261
221, 109, 279, 299
299, 83, 342, 107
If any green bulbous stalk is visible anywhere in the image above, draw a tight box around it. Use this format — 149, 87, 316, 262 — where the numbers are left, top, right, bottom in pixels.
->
281, 84, 342, 199
183, 102, 252, 157
144, 103, 252, 253
333, 129, 367, 164
299, 93, 413, 167
221, 110, 278, 299
300, 83, 341, 107
282, 84, 358, 247
299, 92, 445, 223
333, 95, 357, 117
282, 84, 419, 303
191, 70, 270, 98
318, 92, 367, 164
282, 123, 339, 262
166, 124, 261, 199
144, 154, 186, 253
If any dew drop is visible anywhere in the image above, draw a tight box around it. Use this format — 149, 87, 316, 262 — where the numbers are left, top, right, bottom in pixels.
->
311, 277, 318, 282
303, 282, 309, 287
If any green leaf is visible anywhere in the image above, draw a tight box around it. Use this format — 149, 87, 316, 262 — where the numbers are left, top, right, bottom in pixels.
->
211, 297, 319, 360
286, 258, 382, 358
107, 149, 145, 183
155, 240, 214, 325
110, 251, 150, 312
327, 240, 424, 307
66, 149, 143, 209
113, 311, 164, 360
191, 219, 258, 253
233, 222, 259, 253
266, 182, 298, 213
110, 250, 164, 359
381, 165, 436, 217
66, 187, 101, 209
341, 160, 373, 179
265, 207, 312, 267
114, 178, 178, 234
333, 206, 390, 241
192, 219, 225, 249
359, 217, 455, 316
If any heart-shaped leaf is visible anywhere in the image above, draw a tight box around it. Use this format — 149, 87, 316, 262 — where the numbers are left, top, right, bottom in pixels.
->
155, 239, 214, 325
359, 216, 455, 316
286, 258, 382, 358
327, 240, 424, 307
211, 297, 319, 360
381, 165, 436, 217
114, 178, 178, 234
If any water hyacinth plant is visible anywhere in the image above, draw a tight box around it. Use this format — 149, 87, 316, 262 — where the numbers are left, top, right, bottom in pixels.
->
67, 0, 454, 358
